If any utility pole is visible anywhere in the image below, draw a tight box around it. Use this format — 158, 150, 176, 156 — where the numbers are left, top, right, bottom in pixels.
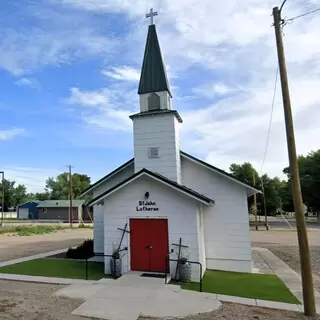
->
253, 172, 258, 231
67, 165, 73, 228
273, 6, 316, 316
261, 182, 269, 230
0, 171, 4, 227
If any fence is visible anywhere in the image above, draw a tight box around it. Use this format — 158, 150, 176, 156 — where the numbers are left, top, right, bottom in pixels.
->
2, 212, 17, 219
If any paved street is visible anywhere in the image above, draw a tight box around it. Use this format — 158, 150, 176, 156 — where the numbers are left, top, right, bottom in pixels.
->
252, 216, 320, 230
251, 229, 319, 246
0, 229, 92, 262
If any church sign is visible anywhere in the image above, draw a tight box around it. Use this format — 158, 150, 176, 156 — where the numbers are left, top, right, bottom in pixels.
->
136, 200, 159, 212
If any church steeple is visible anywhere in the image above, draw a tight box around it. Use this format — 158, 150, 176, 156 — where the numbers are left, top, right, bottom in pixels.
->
138, 24, 172, 97
136, 9, 174, 113
131, 9, 182, 183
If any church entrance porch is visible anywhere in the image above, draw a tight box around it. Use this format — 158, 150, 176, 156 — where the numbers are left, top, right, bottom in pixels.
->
129, 218, 169, 273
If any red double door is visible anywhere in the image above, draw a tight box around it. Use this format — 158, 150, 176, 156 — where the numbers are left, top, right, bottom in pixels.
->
130, 219, 169, 273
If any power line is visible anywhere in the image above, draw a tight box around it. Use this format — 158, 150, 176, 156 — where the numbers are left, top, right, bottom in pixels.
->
260, 66, 279, 175
279, 0, 288, 14
287, 8, 320, 22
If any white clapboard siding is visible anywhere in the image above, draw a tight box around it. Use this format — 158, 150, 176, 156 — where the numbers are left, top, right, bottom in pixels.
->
103, 175, 204, 281
133, 114, 181, 183
181, 156, 252, 273
92, 163, 134, 253
93, 204, 104, 253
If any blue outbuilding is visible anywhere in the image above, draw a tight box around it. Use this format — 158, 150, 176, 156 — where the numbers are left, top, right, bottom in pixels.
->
17, 201, 40, 219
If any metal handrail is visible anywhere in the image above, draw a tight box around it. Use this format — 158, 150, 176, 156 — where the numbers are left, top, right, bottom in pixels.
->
165, 255, 203, 292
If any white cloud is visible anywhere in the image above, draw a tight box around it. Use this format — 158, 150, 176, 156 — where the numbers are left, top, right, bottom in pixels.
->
55, 0, 320, 178
66, 87, 110, 106
0, 9, 115, 76
15, 77, 39, 88
1, 166, 60, 193
0, 128, 25, 141
102, 66, 140, 81
66, 86, 137, 132
193, 82, 242, 98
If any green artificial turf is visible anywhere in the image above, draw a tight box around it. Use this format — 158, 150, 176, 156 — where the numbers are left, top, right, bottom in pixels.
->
181, 270, 300, 304
0, 258, 108, 280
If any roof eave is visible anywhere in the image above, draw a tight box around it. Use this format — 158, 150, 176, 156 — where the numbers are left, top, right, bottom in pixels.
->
88, 169, 214, 207
129, 110, 183, 123
180, 151, 261, 194
80, 159, 134, 197
247, 188, 262, 197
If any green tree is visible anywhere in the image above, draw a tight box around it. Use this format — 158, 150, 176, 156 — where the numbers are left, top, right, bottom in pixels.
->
229, 162, 259, 186
229, 162, 259, 214
13, 184, 28, 206
45, 172, 91, 200
259, 174, 284, 215
28, 191, 51, 201
229, 162, 289, 216
279, 180, 294, 213
0, 179, 28, 211
283, 150, 320, 216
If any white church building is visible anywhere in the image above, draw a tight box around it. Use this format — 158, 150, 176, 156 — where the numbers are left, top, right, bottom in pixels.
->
82, 13, 259, 280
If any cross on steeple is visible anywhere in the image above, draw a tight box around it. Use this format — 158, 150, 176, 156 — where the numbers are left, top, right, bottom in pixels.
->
146, 8, 158, 25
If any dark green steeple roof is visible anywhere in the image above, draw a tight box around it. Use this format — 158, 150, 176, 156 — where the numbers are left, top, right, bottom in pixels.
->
138, 24, 172, 97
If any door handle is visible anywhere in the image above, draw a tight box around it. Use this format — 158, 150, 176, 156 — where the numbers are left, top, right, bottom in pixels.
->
146, 245, 153, 250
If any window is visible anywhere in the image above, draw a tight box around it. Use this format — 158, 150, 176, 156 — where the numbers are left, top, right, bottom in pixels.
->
42, 208, 47, 214
148, 147, 159, 158
147, 93, 160, 111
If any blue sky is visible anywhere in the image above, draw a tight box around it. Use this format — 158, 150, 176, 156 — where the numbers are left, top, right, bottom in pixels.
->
0, 0, 319, 192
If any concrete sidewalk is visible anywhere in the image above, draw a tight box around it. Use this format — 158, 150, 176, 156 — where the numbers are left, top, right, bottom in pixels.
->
54, 271, 310, 320
253, 246, 320, 309
0, 248, 68, 268
55, 273, 221, 319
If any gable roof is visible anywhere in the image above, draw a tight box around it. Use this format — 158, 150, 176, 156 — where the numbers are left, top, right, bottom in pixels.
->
82, 151, 260, 198
88, 168, 214, 207
37, 200, 85, 208
80, 158, 134, 196
180, 151, 260, 195
17, 200, 40, 208
138, 24, 172, 97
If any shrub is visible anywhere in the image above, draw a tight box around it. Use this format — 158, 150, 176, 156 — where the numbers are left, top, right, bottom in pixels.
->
66, 239, 94, 259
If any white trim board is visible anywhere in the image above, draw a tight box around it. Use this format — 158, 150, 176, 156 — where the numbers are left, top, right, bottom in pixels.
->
89, 171, 213, 206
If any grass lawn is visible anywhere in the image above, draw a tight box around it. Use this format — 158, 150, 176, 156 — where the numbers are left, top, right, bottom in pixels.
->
0, 225, 67, 236
181, 270, 299, 304
0, 258, 107, 280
